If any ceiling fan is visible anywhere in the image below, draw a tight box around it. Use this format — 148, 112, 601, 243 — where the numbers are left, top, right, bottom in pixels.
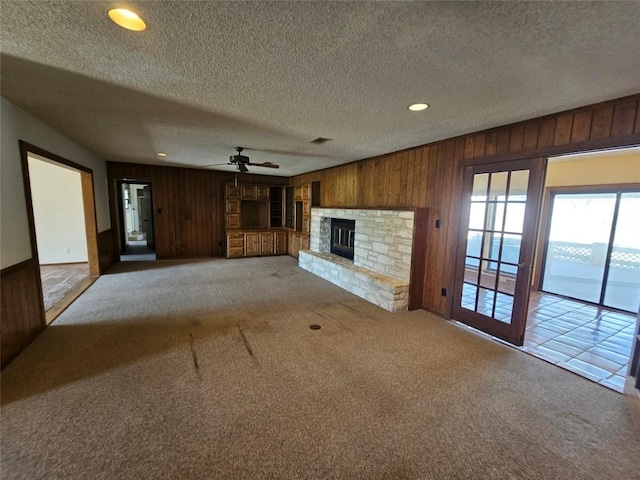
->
205, 147, 280, 173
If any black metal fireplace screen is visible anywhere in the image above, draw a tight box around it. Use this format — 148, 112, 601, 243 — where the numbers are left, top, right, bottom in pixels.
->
330, 218, 355, 260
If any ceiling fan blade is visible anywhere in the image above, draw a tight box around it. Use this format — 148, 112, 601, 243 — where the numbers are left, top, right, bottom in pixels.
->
202, 162, 232, 167
248, 162, 280, 169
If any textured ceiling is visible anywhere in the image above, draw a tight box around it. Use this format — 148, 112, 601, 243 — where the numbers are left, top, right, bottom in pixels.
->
1, 1, 639, 176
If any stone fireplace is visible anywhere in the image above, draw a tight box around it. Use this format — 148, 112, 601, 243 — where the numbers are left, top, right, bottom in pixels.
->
298, 208, 418, 312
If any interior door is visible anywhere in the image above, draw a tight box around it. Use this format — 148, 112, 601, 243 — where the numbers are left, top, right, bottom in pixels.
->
452, 158, 546, 345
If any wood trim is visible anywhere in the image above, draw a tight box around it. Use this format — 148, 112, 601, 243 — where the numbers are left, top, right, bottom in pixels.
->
409, 208, 429, 310
18, 141, 38, 260
460, 134, 640, 166
81, 171, 100, 276
19, 141, 93, 173
19, 141, 100, 277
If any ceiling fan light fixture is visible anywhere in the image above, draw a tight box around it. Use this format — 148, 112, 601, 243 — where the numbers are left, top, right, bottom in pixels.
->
238, 163, 249, 174
408, 103, 429, 112
108, 8, 147, 31
156, 152, 167, 157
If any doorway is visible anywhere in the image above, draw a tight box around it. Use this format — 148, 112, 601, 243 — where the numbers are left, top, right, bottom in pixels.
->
522, 147, 640, 392
20, 143, 100, 324
539, 188, 640, 313
117, 181, 156, 261
452, 147, 640, 392
451, 157, 546, 346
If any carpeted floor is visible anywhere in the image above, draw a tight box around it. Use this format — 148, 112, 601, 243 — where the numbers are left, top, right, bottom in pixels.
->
1, 256, 638, 479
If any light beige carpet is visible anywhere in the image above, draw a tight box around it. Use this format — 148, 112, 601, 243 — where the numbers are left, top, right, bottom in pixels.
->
2, 256, 638, 479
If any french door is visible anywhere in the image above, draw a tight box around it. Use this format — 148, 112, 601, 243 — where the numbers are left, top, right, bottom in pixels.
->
452, 158, 546, 346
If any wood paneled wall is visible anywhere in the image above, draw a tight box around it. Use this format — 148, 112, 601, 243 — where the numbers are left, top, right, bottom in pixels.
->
293, 94, 640, 317
107, 163, 287, 259
1, 258, 45, 367
97, 229, 118, 273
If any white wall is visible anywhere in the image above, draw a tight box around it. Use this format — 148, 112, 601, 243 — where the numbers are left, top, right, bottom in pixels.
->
0, 96, 110, 269
28, 157, 88, 264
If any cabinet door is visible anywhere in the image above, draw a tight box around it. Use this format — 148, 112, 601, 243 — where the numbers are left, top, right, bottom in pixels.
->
260, 232, 274, 255
226, 234, 244, 258
256, 186, 270, 200
275, 232, 287, 254
226, 183, 240, 199
226, 214, 240, 229
241, 185, 256, 199
245, 232, 260, 256
289, 232, 300, 258
226, 199, 240, 213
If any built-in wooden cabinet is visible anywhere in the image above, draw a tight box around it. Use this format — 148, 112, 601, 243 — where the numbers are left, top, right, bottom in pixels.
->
285, 182, 316, 258
225, 181, 318, 259
226, 181, 287, 258
275, 231, 287, 254
226, 230, 286, 258
245, 232, 260, 256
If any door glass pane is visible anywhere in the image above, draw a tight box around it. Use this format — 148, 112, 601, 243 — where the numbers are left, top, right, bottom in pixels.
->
489, 172, 508, 199
501, 234, 522, 270
603, 192, 640, 312
461, 283, 477, 309
472, 173, 489, 200
503, 202, 526, 234
508, 170, 529, 201
494, 293, 514, 324
466, 231, 483, 257
465, 255, 480, 273
477, 288, 495, 317
498, 271, 516, 295
542, 193, 616, 303
487, 233, 502, 261
479, 260, 498, 289
469, 202, 486, 230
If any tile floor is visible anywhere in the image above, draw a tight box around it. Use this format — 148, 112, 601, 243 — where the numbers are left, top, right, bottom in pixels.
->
523, 291, 636, 393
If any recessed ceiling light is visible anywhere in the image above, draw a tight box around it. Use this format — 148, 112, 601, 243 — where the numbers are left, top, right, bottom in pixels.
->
156, 152, 167, 157
108, 8, 147, 31
408, 103, 429, 112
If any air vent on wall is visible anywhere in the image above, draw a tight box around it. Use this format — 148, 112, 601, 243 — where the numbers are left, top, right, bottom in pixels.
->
310, 137, 331, 144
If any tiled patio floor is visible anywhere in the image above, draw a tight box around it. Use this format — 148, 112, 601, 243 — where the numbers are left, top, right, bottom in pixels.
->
523, 291, 636, 393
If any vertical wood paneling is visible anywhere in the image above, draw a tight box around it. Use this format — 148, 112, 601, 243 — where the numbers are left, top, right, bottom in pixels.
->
523, 122, 539, 150
107, 163, 286, 259
496, 129, 511, 154
1, 259, 45, 367
290, 94, 639, 317
611, 100, 637, 137
509, 125, 524, 152
537, 118, 556, 147
484, 131, 498, 156
553, 114, 573, 145
97, 229, 117, 273
571, 110, 593, 143
591, 104, 615, 139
